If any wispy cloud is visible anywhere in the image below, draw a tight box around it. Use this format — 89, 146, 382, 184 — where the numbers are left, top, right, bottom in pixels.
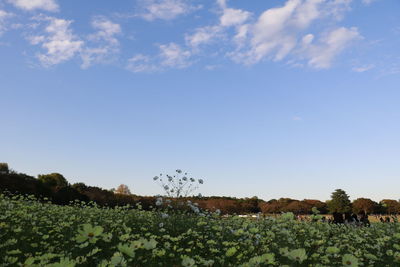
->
229, 0, 306, 64
292, 116, 303, 121
204, 64, 221, 71
126, 54, 158, 73
362, 0, 377, 5
127, 42, 191, 72
131, 0, 362, 72
185, 25, 222, 48
185, 0, 251, 49
0, 10, 13, 36
159, 42, 191, 68
378, 61, 400, 78
10, 0, 370, 72
81, 17, 121, 69
28, 16, 83, 66
137, 0, 200, 21
304, 27, 362, 69
229, 0, 359, 67
352, 64, 374, 73
218, 0, 251, 27
26, 15, 123, 68
7, 0, 59, 12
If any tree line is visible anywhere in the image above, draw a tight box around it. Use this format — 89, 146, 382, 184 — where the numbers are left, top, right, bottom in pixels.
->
0, 163, 399, 215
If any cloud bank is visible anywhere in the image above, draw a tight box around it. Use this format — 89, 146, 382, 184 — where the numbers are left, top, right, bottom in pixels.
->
3, 0, 373, 72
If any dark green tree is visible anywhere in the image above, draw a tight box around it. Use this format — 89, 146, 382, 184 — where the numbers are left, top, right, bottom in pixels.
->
0, 163, 9, 174
72, 182, 87, 192
328, 189, 352, 213
38, 173, 68, 188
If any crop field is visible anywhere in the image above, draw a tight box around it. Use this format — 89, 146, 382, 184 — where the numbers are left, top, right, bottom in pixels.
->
1, 194, 400, 267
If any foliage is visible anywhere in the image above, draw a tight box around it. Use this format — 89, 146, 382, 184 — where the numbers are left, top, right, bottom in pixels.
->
1, 194, 400, 266
259, 198, 328, 214
38, 173, 69, 188
352, 198, 378, 214
0, 163, 9, 175
328, 189, 352, 213
380, 199, 400, 214
1, 164, 399, 215
114, 184, 132, 195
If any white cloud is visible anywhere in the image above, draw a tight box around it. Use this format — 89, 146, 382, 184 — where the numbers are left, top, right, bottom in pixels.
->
184, 0, 358, 68
249, 0, 301, 62
89, 17, 121, 45
302, 33, 314, 45
185, 0, 251, 48
325, 0, 352, 20
225, 0, 359, 68
185, 25, 221, 48
29, 17, 83, 66
7, 0, 59, 12
27, 35, 45, 44
81, 17, 121, 69
219, 7, 251, 27
18, 0, 362, 72
352, 64, 374, 72
127, 42, 191, 72
292, 0, 322, 28
305, 27, 361, 68
127, 54, 158, 73
159, 42, 191, 68
138, 0, 199, 21
0, 10, 10, 19
0, 10, 13, 36
229, 0, 324, 64
81, 47, 111, 69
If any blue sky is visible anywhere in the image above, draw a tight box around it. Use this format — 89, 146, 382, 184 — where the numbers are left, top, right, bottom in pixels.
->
1, 0, 400, 201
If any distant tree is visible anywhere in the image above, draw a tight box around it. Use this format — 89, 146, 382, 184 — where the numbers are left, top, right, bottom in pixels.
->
259, 200, 281, 214
328, 189, 352, 213
72, 182, 87, 192
114, 184, 132, 195
259, 198, 296, 214
240, 197, 261, 213
303, 199, 328, 214
38, 173, 68, 188
278, 198, 296, 205
380, 199, 400, 214
352, 198, 377, 214
0, 171, 52, 197
283, 200, 312, 214
0, 163, 9, 175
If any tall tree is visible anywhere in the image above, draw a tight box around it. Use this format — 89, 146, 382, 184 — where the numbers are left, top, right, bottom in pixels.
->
352, 198, 377, 214
114, 184, 132, 195
328, 189, 352, 213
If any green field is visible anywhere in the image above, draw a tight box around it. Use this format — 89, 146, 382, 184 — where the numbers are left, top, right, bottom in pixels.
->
1, 194, 400, 266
